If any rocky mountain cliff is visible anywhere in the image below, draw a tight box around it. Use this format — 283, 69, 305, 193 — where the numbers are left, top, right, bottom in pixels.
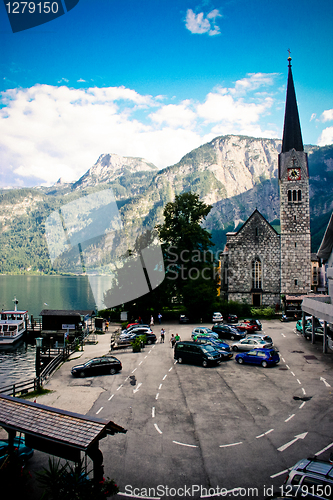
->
0, 135, 332, 273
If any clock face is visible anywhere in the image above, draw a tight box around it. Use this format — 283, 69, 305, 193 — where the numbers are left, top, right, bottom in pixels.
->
288, 168, 301, 181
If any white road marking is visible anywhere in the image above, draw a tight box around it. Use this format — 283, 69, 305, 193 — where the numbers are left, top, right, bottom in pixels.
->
173, 440, 198, 448
162, 374, 167, 380
152, 407, 155, 418
155, 393, 159, 400
169, 367, 173, 371
278, 432, 308, 452
219, 441, 243, 448
281, 333, 286, 337
154, 423, 162, 434
302, 387, 306, 395
117, 384, 123, 391
144, 356, 148, 359
124, 376, 129, 382
139, 361, 143, 365
299, 401, 306, 409
133, 383, 142, 394
131, 368, 137, 373
320, 376, 331, 387
315, 442, 333, 456
286, 364, 290, 369
291, 371, 295, 376
297, 379, 301, 384
108, 394, 114, 401
256, 429, 274, 439
270, 468, 290, 478
159, 383, 162, 390
285, 414, 295, 422
96, 407, 103, 414
281, 357, 285, 362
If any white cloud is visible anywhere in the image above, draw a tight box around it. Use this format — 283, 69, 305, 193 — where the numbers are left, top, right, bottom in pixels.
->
317, 127, 333, 146
321, 109, 333, 122
185, 8, 222, 36
0, 73, 283, 187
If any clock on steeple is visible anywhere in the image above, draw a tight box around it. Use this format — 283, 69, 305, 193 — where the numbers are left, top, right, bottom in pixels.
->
278, 53, 311, 296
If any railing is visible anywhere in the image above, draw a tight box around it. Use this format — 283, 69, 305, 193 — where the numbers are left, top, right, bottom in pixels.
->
0, 340, 78, 397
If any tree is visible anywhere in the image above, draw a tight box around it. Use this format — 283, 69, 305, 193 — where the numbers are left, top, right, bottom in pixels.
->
156, 192, 219, 320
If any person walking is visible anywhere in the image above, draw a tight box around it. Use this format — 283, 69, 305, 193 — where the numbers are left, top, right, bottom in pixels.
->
175, 333, 181, 343
170, 333, 175, 348
160, 328, 165, 343
150, 315, 154, 327
158, 312, 162, 324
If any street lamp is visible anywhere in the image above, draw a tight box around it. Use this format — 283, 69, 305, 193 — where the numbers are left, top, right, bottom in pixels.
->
35, 337, 43, 379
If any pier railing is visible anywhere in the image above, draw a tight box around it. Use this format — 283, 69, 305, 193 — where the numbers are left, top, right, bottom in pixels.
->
0, 341, 78, 397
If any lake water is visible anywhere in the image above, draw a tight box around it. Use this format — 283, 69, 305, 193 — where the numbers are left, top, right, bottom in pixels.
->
0, 275, 97, 387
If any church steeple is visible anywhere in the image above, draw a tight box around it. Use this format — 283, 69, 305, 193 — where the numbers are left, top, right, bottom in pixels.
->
281, 54, 304, 153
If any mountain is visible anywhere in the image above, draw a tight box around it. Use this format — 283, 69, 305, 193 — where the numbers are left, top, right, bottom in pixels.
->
0, 135, 332, 273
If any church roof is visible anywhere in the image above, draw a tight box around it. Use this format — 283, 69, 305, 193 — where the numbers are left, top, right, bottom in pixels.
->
234, 209, 279, 236
281, 57, 304, 153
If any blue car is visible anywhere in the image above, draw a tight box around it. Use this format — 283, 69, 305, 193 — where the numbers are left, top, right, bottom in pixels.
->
0, 436, 34, 465
193, 336, 233, 359
235, 348, 280, 368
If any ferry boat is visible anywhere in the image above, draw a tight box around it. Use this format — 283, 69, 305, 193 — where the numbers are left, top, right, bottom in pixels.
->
0, 297, 28, 345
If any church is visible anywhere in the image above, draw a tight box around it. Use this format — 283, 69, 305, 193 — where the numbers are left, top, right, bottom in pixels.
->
220, 56, 311, 307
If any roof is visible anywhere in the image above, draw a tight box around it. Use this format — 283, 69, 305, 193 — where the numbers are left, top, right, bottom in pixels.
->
40, 309, 95, 317
317, 211, 333, 261
234, 209, 279, 237
0, 394, 126, 452
281, 59, 304, 153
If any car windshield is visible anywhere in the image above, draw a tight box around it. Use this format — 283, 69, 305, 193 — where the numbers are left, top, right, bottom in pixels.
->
201, 345, 216, 353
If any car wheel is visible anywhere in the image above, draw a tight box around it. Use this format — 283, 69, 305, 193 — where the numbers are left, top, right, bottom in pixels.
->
232, 346, 238, 351
177, 357, 183, 364
230, 335, 235, 340
147, 339, 152, 345
261, 361, 268, 368
202, 360, 208, 368
237, 357, 243, 364
80, 371, 85, 377
110, 368, 116, 375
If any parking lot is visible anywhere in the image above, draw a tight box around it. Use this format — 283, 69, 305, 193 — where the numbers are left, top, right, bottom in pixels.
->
22, 319, 333, 499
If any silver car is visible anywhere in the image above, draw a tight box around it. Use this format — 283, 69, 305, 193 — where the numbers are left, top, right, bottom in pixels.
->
231, 338, 272, 351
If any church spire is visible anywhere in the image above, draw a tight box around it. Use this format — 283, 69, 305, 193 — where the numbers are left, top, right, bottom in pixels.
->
281, 52, 304, 153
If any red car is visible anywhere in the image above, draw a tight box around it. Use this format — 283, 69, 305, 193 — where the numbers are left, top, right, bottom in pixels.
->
234, 323, 260, 333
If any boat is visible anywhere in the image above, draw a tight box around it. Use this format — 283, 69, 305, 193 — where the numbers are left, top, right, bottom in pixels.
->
0, 297, 28, 345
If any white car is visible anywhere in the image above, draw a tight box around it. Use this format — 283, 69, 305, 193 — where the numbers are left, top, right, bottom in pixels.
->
212, 312, 223, 323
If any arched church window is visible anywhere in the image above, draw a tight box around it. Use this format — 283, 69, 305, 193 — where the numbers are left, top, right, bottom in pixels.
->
252, 259, 262, 289
288, 190, 292, 202
293, 190, 297, 201
298, 190, 302, 201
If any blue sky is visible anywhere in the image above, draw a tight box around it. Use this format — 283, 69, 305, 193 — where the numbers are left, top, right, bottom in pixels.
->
0, 0, 332, 187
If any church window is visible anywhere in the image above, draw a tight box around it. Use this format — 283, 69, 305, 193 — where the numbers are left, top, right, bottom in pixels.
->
293, 190, 297, 201
252, 259, 262, 289
294, 215, 297, 221
298, 190, 302, 201
288, 190, 292, 202
295, 242, 297, 248
255, 227, 259, 237
294, 279, 298, 286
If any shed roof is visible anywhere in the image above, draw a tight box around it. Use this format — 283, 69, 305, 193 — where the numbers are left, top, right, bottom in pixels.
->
0, 394, 126, 452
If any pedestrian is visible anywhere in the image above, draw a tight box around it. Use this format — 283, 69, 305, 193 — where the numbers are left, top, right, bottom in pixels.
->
105, 320, 109, 332
158, 312, 162, 324
170, 333, 175, 348
160, 328, 165, 343
175, 333, 181, 343
150, 315, 154, 327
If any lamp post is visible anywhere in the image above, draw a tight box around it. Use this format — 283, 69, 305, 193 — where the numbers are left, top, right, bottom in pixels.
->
35, 337, 43, 388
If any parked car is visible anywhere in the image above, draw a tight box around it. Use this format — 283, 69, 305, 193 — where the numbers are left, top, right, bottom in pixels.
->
304, 327, 325, 341
212, 312, 223, 323
233, 322, 260, 333
0, 436, 34, 466
174, 341, 221, 367
235, 348, 280, 367
179, 314, 190, 324
284, 457, 333, 497
211, 324, 246, 341
231, 337, 272, 351
120, 326, 153, 339
246, 334, 273, 344
191, 327, 219, 340
71, 356, 122, 377
243, 319, 262, 330
194, 336, 233, 359
227, 314, 238, 323
296, 318, 312, 332
122, 324, 150, 335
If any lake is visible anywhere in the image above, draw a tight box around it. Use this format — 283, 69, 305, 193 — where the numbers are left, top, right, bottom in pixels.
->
0, 275, 97, 387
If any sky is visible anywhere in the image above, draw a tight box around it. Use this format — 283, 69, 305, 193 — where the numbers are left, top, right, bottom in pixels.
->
0, 0, 332, 188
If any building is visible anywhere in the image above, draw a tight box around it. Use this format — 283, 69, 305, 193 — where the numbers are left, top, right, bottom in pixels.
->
220, 56, 311, 307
